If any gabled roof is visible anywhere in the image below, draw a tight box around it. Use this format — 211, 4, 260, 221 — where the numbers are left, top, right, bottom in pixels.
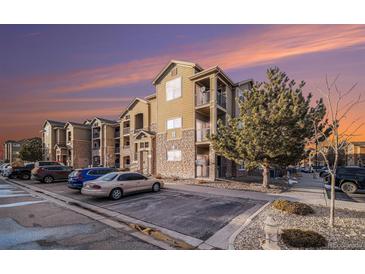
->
145, 93, 156, 100
43, 120, 66, 129
135, 130, 155, 139
64, 121, 91, 129
152, 60, 203, 85
120, 97, 148, 119
90, 117, 118, 125
189, 66, 235, 86
54, 144, 67, 150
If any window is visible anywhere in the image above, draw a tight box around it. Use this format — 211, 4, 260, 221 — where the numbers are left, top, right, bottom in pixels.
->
144, 142, 149, 148
118, 173, 146, 181
167, 117, 182, 130
166, 77, 181, 101
167, 150, 182, 161
45, 166, 63, 171
140, 142, 145, 148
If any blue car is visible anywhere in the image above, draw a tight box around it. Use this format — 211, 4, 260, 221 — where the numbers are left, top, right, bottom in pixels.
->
68, 167, 116, 189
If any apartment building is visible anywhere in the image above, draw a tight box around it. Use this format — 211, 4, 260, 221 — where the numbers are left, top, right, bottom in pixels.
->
64, 121, 92, 168
3, 140, 22, 163
346, 141, 365, 166
90, 117, 120, 168
119, 95, 157, 174
41, 120, 66, 161
120, 60, 252, 180
39, 60, 252, 180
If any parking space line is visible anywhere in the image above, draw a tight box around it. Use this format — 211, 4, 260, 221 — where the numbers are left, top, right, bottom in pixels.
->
0, 200, 46, 208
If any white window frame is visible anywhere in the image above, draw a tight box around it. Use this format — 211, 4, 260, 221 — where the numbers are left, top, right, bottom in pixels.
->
167, 149, 182, 161
166, 117, 182, 130
166, 77, 182, 101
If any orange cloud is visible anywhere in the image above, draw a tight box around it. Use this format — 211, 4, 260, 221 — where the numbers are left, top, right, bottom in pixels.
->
3, 25, 365, 97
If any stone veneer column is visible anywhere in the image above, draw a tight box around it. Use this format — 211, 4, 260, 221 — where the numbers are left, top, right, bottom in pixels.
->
209, 75, 217, 181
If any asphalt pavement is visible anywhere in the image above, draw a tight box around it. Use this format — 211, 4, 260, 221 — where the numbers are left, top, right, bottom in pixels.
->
0, 178, 159, 249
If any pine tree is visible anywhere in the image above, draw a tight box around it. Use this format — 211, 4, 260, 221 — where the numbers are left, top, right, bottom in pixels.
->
19, 137, 43, 162
211, 67, 326, 188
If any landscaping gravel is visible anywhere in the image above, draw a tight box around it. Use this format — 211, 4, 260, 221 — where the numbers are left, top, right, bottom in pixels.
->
234, 204, 365, 250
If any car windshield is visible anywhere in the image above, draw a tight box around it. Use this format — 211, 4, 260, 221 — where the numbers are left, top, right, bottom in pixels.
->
98, 172, 117, 181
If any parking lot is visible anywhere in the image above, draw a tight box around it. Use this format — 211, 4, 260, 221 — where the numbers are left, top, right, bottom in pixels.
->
7, 178, 263, 241
0, 178, 160, 249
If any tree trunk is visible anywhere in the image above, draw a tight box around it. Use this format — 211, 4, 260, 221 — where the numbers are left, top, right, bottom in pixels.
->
329, 173, 336, 227
262, 166, 270, 188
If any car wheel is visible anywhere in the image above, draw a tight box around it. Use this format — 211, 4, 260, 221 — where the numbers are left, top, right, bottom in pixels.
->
152, 182, 161, 192
109, 188, 123, 200
8, 174, 16, 179
341, 181, 358, 194
21, 173, 30, 180
43, 176, 54, 184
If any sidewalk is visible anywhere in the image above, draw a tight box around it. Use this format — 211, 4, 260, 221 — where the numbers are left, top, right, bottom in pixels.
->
166, 173, 365, 211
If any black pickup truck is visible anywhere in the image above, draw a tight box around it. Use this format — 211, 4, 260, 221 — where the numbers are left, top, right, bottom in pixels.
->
8, 163, 34, 180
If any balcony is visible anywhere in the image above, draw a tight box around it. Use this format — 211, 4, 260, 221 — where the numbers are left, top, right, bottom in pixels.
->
114, 130, 120, 138
123, 127, 130, 135
92, 147, 100, 151
93, 131, 100, 139
217, 94, 226, 109
115, 147, 120, 154
196, 128, 210, 142
196, 91, 210, 106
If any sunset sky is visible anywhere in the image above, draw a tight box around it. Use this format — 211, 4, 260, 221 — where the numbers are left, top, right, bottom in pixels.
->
1, 24, 365, 159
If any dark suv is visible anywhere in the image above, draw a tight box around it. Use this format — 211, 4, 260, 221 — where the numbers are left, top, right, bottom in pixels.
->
8, 163, 34, 180
326, 167, 365, 194
31, 165, 73, 183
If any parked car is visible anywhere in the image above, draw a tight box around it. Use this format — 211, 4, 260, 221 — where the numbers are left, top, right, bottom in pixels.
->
325, 166, 365, 194
1, 164, 12, 176
34, 161, 63, 168
31, 165, 73, 183
2, 165, 13, 177
81, 172, 163, 200
7, 163, 34, 180
68, 167, 116, 190
300, 166, 313, 173
319, 167, 329, 177
0, 163, 11, 176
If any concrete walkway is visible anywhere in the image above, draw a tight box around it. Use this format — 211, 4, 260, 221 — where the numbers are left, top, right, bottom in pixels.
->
166, 173, 365, 211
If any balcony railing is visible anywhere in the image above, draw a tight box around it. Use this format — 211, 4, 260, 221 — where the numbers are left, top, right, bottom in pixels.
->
195, 91, 210, 106
115, 147, 120, 153
196, 128, 210, 142
114, 131, 120, 138
93, 132, 100, 139
92, 147, 100, 151
217, 94, 227, 109
123, 127, 130, 135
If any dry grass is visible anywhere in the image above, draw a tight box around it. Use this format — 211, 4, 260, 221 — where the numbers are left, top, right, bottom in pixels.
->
272, 199, 314, 215
281, 229, 327, 248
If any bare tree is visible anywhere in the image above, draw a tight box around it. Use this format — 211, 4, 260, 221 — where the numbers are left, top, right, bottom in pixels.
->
313, 75, 364, 227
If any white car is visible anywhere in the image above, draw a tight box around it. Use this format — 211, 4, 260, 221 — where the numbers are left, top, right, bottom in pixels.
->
3, 165, 13, 177
0, 164, 11, 176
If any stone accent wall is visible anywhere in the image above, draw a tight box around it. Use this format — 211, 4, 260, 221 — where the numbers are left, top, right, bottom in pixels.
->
72, 140, 91, 168
156, 129, 195, 179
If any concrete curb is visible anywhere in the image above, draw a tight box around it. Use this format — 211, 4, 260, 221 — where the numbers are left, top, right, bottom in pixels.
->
5, 178, 202, 249
228, 201, 271, 250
